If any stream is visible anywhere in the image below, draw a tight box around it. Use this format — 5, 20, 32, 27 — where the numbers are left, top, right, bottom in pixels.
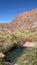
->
4, 46, 25, 64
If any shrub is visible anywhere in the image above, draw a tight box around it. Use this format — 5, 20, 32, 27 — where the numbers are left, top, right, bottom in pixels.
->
11, 31, 25, 45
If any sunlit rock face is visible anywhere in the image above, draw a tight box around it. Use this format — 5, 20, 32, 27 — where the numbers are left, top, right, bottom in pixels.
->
23, 42, 37, 47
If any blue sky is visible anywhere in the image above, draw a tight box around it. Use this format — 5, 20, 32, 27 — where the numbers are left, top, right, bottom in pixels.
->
0, 0, 37, 23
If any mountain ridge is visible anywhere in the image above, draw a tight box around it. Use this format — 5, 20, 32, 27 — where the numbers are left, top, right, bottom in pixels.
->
0, 8, 37, 32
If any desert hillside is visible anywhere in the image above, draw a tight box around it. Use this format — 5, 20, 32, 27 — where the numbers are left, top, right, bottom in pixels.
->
9, 8, 37, 32
0, 8, 37, 32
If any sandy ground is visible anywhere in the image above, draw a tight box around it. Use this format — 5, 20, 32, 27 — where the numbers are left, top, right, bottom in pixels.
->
23, 42, 37, 47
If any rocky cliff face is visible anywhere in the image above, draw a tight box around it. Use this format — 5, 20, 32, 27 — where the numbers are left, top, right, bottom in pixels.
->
0, 8, 37, 32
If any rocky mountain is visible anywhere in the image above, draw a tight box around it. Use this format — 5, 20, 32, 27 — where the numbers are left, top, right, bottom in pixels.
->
10, 8, 37, 32
0, 8, 37, 32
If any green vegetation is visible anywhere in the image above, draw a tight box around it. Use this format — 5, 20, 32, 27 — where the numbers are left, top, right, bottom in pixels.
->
0, 57, 2, 65
0, 31, 37, 52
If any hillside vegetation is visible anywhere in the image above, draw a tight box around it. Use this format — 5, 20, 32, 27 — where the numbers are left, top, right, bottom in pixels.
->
0, 31, 37, 53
